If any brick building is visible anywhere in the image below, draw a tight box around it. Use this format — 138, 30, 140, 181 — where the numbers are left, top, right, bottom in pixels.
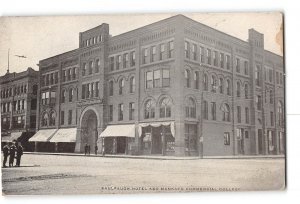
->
0, 67, 38, 151
30, 15, 285, 156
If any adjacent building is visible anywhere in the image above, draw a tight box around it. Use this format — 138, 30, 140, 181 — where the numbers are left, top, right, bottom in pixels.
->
0, 67, 38, 151
30, 15, 285, 156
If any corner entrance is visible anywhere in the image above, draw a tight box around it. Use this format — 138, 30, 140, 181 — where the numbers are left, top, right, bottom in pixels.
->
80, 109, 98, 153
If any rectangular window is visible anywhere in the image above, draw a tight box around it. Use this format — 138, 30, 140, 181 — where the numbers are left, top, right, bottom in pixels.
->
224, 132, 230, 145
244, 61, 249, 75
237, 106, 241, 123
206, 48, 211, 65
142, 48, 148, 64
220, 53, 225, 68
61, 111, 64, 125
226, 55, 231, 69
256, 65, 261, 86
269, 69, 273, 83
95, 82, 99, 97
192, 44, 197, 60
129, 102, 135, 120
153, 70, 161, 88
256, 95, 262, 110
270, 111, 274, 126
162, 69, 170, 87
118, 103, 123, 121
280, 73, 283, 84
184, 41, 190, 58
245, 107, 249, 124
116, 55, 121, 70
211, 102, 216, 120
68, 69, 72, 81
159, 44, 165, 60
63, 70, 67, 82
82, 84, 86, 99
150, 46, 156, 62
213, 51, 218, 66
68, 110, 72, 125
109, 105, 113, 122
109, 56, 114, 71
130, 51, 136, 67
146, 71, 153, 89
236, 58, 240, 73
123, 53, 129, 68
168, 41, 174, 58
200, 46, 204, 63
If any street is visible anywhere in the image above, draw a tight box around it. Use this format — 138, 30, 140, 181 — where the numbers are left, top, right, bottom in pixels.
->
2, 154, 285, 195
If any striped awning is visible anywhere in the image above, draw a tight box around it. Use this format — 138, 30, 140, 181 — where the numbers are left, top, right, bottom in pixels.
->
29, 129, 57, 142
49, 128, 77, 143
99, 124, 135, 138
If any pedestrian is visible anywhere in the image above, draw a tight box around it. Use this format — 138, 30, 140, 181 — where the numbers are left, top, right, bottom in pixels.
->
95, 145, 98, 155
15, 142, 23, 167
88, 144, 91, 155
9, 142, 16, 167
84, 143, 88, 155
2, 142, 10, 168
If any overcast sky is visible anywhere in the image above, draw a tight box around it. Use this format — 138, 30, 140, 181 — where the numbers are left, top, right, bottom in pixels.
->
0, 12, 282, 76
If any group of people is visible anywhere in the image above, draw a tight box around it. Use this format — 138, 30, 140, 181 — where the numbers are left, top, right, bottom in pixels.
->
2, 140, 23, 168
84, 143, 102, 156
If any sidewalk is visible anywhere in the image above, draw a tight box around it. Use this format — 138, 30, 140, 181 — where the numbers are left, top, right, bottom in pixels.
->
24, 152, 285, 160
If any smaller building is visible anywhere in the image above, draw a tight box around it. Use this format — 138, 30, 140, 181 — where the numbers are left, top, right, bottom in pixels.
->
0, 67, 38, 151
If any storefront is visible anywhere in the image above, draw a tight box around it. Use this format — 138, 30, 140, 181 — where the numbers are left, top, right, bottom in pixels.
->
29, 129, 57, 152
49, 128, 77, 153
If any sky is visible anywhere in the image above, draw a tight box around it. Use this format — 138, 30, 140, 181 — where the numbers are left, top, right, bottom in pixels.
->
0, 12, 283, 76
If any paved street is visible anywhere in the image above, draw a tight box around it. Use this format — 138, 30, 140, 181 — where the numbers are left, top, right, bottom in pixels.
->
2, 154, 285, 195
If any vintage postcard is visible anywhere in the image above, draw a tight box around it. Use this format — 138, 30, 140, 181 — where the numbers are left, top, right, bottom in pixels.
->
0, 13, 285, 195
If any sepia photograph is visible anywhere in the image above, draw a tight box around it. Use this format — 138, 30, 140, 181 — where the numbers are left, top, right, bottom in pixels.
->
0, 12, 285, 195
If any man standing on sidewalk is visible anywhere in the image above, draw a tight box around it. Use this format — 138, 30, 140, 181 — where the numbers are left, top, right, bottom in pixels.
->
2, 142, 10, 168
9, 142, 16, 167
84, 143, 88, 156
15, 142, 23, 167
95, 145, 98, 155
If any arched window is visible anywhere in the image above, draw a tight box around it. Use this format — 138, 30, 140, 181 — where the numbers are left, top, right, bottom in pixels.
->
226, 79, 231, 96
89, 61, 93, 74
119, 78, 125, 95
203, 73, 208, 91
185, 98, 196, 118
278, 101, 284, 126
236, 81, 241, 97
144, 99, 155, 119
185, 70, 191, 88
49, 111, 56, 126
219, 78, 224, 94
194, 71, 200, 89
211, 75, 217, 92
222, 103, 231, 122
245, 83, 249, 99
159, 97, 172, 118
109, 80, 114, 96
95, 59, 100, 73
130, 76, 135, 93
42, 113, 49, 127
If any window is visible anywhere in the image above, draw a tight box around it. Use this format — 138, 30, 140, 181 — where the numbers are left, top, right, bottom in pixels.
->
168, 41, 174, 58
129, 76, 135, 93
211, 102, 216, 120
118, 103, 124, 121
61, 89, 66, 103
144, 99, 155, 119
245, 107, 249, 124
244, 61, 249, 75
222, 104, 230, 122
123, 53, 129, 68
256, 95, 262, 110
46, 75, 50, 85
203, 73, 208, 91
162, 69, 170, 87
226, 55, 231, 69
185, 70, 191, 88
226, 79, 231, 96
255, 65, 261, 86
159, 44, 165, 60
269, 69, 273, 83
184, 124, 198, 152
116, 55, 121, 70
82, 63, 87, 76
142, 48, 148, 64
224, 132, 230, 145
150, 46, 156, 62
109, 105, 113, 122
203, 100, 208, 120
129, 102, 135, 120
219, 78, 224, 94
42, 113, 48, 127
160, 98, 171, 118
192, 44, 197, 60
95, 59, 100, 73
130, 51, 136, 67
236, 82, 241, 97
200, 46, 204, 63
280, 73, 283, 84
154, 70, 161, 88
109, 57, 114, 71
60, 111, 65, 125
278, 101, 284, 127
236, 58, 240, 73
31, 99, 37, 110
50, 91, 56, 104
220, 53, 225, 68
206, 49, 211, 65
146, 71, 153, 89
244, 84, 249, 99
213, 51, 218, 66
271, 111, 274, 126
186, 98, 196, 118
184, 41, 190, 58
119, 78, 124, 95
270, 89, 274, 104
50, 111, 55, 126
211, 75, 217, 92
68, 110, 72, 125
109, 80, 114, 96
194, 71, 200, 89
237, 106, 241, 123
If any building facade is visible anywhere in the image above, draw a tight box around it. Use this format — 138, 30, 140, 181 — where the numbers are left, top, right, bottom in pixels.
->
31, 15, 285, 156
0, 67, 38, 151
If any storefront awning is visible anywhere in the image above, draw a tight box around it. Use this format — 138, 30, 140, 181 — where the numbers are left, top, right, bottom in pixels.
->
138, 121, 175, 137
1, 132, 24, 142
49, 128, 77, 143
99, 124, 135, 138
29, 129, 57, 142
